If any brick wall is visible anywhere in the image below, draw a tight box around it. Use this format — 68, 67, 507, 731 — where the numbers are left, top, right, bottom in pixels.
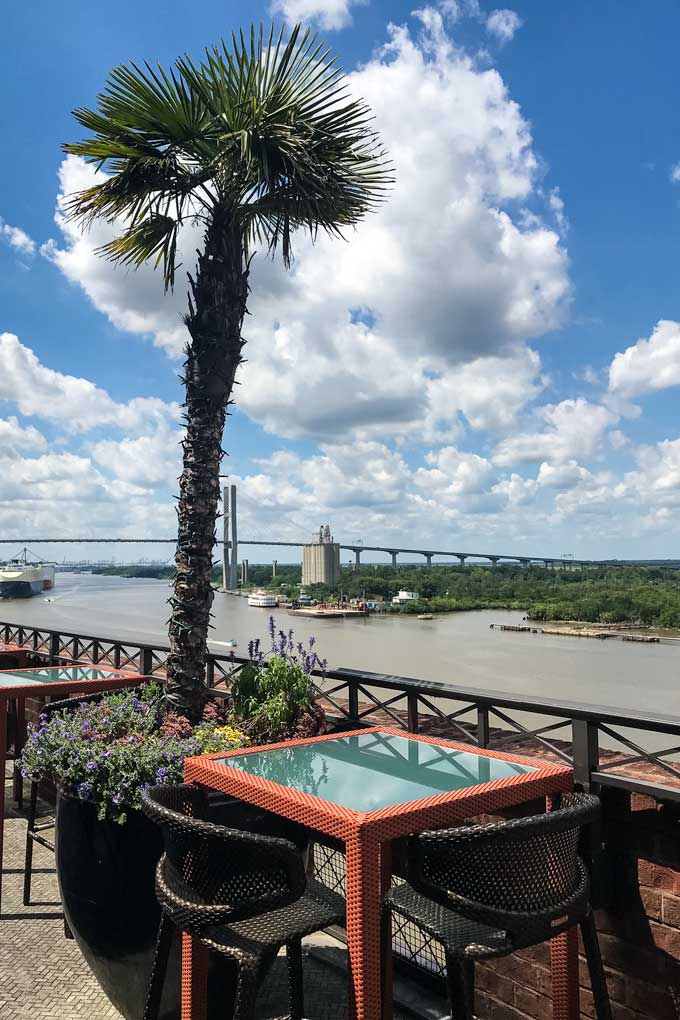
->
476, 788, 680, 1020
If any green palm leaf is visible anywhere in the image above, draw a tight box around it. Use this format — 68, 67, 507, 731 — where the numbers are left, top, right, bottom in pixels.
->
64, 22, 391, 285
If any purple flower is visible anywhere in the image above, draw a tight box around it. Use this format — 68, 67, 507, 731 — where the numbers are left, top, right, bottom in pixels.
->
77, 782, 91, 799
86, 760, 97, 771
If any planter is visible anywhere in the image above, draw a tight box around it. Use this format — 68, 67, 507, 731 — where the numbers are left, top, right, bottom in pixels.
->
55, 788, 182, 1020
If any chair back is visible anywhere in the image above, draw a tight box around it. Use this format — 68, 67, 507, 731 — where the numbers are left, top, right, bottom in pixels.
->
142, 784, 307, 931
408, 792, 599, 942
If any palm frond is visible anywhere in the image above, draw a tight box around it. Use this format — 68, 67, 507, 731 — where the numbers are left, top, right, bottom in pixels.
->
98, 214, 180, 290
63, 22, 392, 286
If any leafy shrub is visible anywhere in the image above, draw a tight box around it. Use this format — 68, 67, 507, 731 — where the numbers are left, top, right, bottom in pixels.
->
230, 618, 327, 742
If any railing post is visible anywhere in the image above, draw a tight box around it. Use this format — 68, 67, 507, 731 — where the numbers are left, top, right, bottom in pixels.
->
140, 647, 153, 677
49, 632, 59, 666
113, 643, 121, 669
348, 681, 359, 723
18, 626, 24, 647
407, 692, 419, 733
572, 719, 599, 790
477, 706, 490, 748
72, 636, 80, 662
92, 640, 100, 664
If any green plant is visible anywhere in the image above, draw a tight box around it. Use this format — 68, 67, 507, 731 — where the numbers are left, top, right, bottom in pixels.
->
19, 684, 248, 824
228, 619, 326, 741
63, 25, 390, 718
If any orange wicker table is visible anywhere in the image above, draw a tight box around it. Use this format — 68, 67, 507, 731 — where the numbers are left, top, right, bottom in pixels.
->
185, 727, 576, 1020
0, 663, 144, 911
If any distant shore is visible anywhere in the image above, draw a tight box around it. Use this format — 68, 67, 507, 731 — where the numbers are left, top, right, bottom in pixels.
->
91, 562, 680, 630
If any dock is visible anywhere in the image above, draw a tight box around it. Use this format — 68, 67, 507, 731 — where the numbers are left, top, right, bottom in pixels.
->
288, 607, 369, 619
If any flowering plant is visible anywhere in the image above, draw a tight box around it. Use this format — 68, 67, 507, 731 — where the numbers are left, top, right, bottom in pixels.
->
19, 683, 248, 824
229, 618, 327, 742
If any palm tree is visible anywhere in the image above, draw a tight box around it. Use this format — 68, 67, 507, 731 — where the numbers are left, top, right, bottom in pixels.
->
63, 25, 390, 718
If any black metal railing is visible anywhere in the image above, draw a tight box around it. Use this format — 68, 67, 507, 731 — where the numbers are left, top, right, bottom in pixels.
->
3, 619, 680, 802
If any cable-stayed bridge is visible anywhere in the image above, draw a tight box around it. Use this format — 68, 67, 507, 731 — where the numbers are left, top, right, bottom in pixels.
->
0, 536, 595, 568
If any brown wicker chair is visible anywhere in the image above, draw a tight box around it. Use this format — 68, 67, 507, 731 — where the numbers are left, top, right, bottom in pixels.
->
381, 791, 611, 1020
141, 783, 345, 1020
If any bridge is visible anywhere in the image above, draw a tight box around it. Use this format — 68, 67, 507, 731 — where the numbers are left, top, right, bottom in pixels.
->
0, 536, 594, 569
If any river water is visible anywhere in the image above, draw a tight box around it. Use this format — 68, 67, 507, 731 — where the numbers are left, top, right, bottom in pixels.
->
1, 573, 678, 726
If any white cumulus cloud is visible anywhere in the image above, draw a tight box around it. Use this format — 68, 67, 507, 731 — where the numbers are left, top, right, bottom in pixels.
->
46, 10, 569, 445
609, 320, 680, 399
0, 333, 180, 434
269, 0, 366, 30
486, 8, 522, 43
0, 218, 35, 256
493, 399, 617, 466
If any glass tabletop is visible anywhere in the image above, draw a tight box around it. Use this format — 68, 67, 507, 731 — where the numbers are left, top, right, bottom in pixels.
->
216, 731, 537, 812
0, 666, 123, 688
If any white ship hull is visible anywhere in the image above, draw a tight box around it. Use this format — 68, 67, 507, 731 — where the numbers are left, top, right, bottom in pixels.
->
247, 590, 279, 608
0, 561, 56, 598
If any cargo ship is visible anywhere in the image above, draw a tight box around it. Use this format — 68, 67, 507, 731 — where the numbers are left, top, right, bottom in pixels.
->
0, 550, 56, 598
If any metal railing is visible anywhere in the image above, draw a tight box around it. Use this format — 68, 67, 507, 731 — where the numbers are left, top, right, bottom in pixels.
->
3, 618, 680, 801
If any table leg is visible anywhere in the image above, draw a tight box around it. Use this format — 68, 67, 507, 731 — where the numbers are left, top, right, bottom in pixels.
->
380, 842, 393, 1020
346, 832, 383, 1020
0, 697, 6, 913
181, 932, 209, 1020
550, 927, 580, 1020
13, 698, 26, 806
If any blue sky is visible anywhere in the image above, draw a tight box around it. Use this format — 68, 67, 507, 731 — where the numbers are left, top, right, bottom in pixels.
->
2, 0, 680, 563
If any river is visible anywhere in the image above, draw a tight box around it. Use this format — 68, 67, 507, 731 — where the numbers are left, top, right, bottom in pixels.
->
1, 573, 678, 725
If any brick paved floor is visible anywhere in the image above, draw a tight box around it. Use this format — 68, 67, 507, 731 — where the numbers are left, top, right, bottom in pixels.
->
0, 803, 425, 1020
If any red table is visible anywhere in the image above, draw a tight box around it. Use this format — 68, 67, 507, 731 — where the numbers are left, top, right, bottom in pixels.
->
0, 664, 144, 910
185, 727, 575, 1020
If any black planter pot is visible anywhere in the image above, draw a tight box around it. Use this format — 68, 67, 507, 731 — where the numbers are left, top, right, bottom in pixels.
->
55, 789, 182, 1020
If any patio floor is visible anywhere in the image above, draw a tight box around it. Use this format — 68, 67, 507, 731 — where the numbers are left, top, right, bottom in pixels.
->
0, 803, 434, 1020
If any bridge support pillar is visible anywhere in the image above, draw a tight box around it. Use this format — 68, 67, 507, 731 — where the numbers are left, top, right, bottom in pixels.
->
424, 553, 433, 567
355, 549, 361, 567
457, 554, 467, 565
390, 551, 398, 568
489, 556, 499, 567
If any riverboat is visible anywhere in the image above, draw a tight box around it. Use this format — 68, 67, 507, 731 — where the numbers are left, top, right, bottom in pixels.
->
247, 590, 279, 608
0, 550, 56, 599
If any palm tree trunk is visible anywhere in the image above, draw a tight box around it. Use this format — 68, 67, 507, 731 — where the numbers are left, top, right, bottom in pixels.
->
165, 212, 249, 719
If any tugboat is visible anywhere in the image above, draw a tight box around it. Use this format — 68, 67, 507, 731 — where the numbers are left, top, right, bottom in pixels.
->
0, 549, 56, 598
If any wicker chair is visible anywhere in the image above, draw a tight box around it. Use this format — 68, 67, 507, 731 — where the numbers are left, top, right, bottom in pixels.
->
22, 689, 109, 908
381, 791, 611, 1020
141, 783, 346, 1020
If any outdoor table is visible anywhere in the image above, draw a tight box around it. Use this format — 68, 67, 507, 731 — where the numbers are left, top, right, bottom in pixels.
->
0, 642, 32, 667
0, 664, 144, 910
185, 726, 576, 1020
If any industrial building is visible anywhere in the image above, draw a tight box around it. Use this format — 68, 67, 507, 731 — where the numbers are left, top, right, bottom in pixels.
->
302, 525, 341, 587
